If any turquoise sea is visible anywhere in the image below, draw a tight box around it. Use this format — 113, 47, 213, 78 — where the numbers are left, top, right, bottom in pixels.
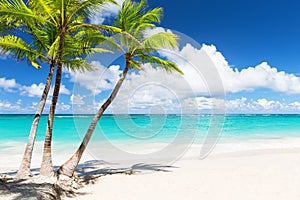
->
1, 114, 300, 144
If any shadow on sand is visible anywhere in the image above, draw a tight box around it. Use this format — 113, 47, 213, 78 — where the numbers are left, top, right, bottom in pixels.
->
0, 160, 177, 200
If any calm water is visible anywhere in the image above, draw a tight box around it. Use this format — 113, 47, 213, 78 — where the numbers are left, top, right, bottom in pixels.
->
0, 114, 300, 143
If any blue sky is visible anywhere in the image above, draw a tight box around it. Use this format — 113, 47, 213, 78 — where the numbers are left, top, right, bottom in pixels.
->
0, 0, 300, 114
150, 0, 300, 74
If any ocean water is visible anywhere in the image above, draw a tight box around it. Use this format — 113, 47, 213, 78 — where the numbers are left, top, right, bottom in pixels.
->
0, 114, 300, 144
1, 114, 300, 169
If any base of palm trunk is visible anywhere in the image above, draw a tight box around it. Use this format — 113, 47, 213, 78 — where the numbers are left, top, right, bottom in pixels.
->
40, 165, 55, 177
15, 169, 33, 179
57, 173, 81, 191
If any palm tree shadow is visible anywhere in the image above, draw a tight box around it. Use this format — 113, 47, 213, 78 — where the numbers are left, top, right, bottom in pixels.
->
0, 177, 63, 200
0, 160, 177, 199
75, 160, 178, 185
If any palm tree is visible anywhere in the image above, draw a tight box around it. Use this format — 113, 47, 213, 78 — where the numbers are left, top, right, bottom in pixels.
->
0, 0, 59, 178
58, 0, 183, 178
0, 0, 112, 178
36, 0, 117, 177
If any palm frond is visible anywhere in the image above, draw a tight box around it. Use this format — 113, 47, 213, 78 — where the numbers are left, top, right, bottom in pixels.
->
113, 0, 182, 75
67, 0, 117, 23
69, 22, 122, 34
139, 32, 178, 52
28, 0, 58, 26
129, 60, 142, 70
47, 35, 60, 59
0, 0, 53, 25
137, 54, 183, 75
62, 58, 94, 72
0, 35, 44, 63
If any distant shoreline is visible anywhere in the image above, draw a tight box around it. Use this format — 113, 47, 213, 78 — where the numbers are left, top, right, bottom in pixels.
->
1, 114, 300, 116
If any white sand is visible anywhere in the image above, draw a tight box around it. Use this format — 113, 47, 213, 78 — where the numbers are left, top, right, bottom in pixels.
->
70, 140, 300, 200
2, 139, 300, 199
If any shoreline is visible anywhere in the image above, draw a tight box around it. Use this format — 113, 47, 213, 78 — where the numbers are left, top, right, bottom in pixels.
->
2, 136, 300, 170
69, 146, 300, 200
1, 138, 300, 199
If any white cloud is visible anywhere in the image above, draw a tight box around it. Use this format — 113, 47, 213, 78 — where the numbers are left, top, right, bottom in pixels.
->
0, 100, 22, 113
0, 100, 14, 109
0, 77, 17, 90
67, 31, 300, 114
57, 102, 71, 111
53, 84, 70, 95
201, 44, 300, 94
225, 97, 300, 113
0, 77, 70, 98
0, 98, 71, 114
20, 83, 45, 97
90, 0, 124, 24
160, 43, 300, 95
69, 61, 122, 95
16, 99, 22, 105
20, 83, 70, 97
70, 94, 85, 105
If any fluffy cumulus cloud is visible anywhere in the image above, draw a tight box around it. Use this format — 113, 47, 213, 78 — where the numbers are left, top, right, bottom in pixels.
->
69, 61, 122, 95
69, 61, 224, 114
0, 77, 70, 97
226, 97, 300, 113
90, 0, 124, 24
202, 45, 300, 94
0, 99, 35, 113
0, 100, 18, 110
70, 94, 85, 105
20, 83, 70, 97
66, 28, 300, 113
144, 28, 300, 95
0, 99, 71, 114
0, 77, 17, 91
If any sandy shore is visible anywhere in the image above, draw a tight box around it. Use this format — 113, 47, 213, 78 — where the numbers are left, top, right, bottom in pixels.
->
67, 147, 300, 200
1, 139, 300, 199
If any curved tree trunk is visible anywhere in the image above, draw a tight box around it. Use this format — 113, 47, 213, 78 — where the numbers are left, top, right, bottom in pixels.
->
16, 61, 55, 179
39, 65, 62, 176
40, 27, 66, 177
57, 58, 130, 178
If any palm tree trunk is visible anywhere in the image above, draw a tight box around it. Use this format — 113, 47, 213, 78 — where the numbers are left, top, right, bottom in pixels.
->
39, 64, 62, 176
40, 27, 66, 177
57, 58, 130, 178
16, 61, 55, 179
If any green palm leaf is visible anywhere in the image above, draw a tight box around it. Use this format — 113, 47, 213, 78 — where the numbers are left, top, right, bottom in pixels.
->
139, 32, 178, 52
113, 0, 183, 75
0, 0, 53, 25
0, 35, 44, 66
137, 54, 183, 75
28, 0, 58, 26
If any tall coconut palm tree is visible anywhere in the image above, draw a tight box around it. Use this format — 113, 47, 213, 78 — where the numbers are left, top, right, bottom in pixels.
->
58, 0, 183, 178
35, 0, 117, 177
0, 0, 60, 178
0, 0, 114, 178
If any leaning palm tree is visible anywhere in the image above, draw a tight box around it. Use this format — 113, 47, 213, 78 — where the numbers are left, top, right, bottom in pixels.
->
0, 0, 113, 178
35, 0, 117, 177
0, 0, 59, 178
58, 0, 183, 178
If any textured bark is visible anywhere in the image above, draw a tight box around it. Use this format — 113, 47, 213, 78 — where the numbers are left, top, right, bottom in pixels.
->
16, 62, 55, 179
40, 65, 62, 177
40, 26, 66, 177
57, 57, 131, 178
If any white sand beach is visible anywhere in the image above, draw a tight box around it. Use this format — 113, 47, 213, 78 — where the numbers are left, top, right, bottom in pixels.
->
1, 138, 300, 200
71, 147, 300, 200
